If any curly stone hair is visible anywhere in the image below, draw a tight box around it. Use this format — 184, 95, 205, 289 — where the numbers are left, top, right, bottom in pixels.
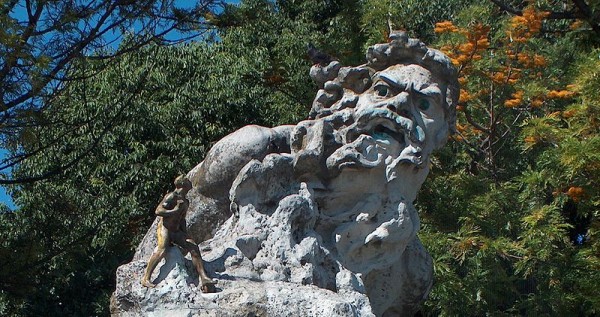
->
309, 31, 459, 133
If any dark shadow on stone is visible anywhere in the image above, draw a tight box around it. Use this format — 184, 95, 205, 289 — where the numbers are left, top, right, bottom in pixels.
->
151, 247, 186, 286
205, 247, 239, 273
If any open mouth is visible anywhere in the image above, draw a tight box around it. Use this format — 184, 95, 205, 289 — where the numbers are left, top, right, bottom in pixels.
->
350, 107, 425, 145
326, 108, 426, 173
347, 112, 408, 150
370, 121, 406, 147
367, 120, 424, 166
349, 109, 425, 166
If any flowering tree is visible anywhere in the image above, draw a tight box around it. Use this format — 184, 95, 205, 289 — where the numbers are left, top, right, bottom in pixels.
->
416, 3, 600, 315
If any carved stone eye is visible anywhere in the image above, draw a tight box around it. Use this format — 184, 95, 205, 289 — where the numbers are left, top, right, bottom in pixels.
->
418, 98, 430, 111
374, 84, 391, 97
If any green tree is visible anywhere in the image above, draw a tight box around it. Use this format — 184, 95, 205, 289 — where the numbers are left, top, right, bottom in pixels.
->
412, 1, 600, 315
215, 0, 365, 124
0, 0, 222, 184
1, 42, 258, 315
2, 0, 599, 315
360, 0, 472, 45
0, 0, 365, 314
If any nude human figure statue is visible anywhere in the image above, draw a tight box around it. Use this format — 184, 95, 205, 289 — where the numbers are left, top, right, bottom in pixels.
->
141, 175, 216, 293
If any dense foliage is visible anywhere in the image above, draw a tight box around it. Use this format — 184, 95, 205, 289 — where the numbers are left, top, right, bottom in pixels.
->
418, 2, 600, 315
0, 0, 599, 316
0, 0, 225, 184
0, 0, 363, 315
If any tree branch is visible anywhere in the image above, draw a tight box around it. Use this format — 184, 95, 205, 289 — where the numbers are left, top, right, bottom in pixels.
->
489, 0, 600, 35
0, 64, 153, 184
463, 103, 491, 134
571, 0, 600, 35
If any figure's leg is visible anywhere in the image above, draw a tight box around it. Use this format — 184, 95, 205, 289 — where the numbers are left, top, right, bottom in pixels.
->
141, 226, 169, 287
141, 249, 165, 288
175, 235, 216, 293
190, 248, 217, 293
188, 241, 216, 282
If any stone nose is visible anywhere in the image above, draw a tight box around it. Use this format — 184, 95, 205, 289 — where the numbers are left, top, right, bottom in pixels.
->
384, 91, 410, 116
382, 92, 426, 144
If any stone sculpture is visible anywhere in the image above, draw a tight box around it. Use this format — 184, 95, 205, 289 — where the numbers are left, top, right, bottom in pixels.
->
111, 31, 458, 317
140, 175, 216, 293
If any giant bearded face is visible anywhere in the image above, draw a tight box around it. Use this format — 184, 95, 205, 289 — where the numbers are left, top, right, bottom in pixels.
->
357, 64, 449, 156
328, 64, 450, 181
296, 32, 458, 272
320, 65, 451, 271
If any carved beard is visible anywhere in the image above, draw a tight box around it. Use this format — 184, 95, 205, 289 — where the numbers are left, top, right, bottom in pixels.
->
331, 198, 418, 273
325, 107, 428, 183
290, 104, 433, 273
310, 107, 433, 274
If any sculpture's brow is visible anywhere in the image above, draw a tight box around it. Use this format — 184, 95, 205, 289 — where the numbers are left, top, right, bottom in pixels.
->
418, 86, 442, 96
377, 74, 408, 91
416, 85, 444, 104
377, 73, 443, 102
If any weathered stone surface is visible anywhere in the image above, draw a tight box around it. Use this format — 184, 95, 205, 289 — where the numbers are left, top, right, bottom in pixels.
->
113, 246, 373, 317
112, 31, 458, 317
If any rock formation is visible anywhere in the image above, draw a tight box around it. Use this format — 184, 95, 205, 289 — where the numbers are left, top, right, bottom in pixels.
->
111, 31, 458, 317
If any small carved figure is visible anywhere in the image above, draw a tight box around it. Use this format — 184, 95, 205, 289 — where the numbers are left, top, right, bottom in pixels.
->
141, 175, 216, 293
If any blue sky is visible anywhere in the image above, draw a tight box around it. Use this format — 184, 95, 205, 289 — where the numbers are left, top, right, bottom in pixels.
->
0, 190, 12, 206
0, 188, 14, 210
0, 150, 15, 210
